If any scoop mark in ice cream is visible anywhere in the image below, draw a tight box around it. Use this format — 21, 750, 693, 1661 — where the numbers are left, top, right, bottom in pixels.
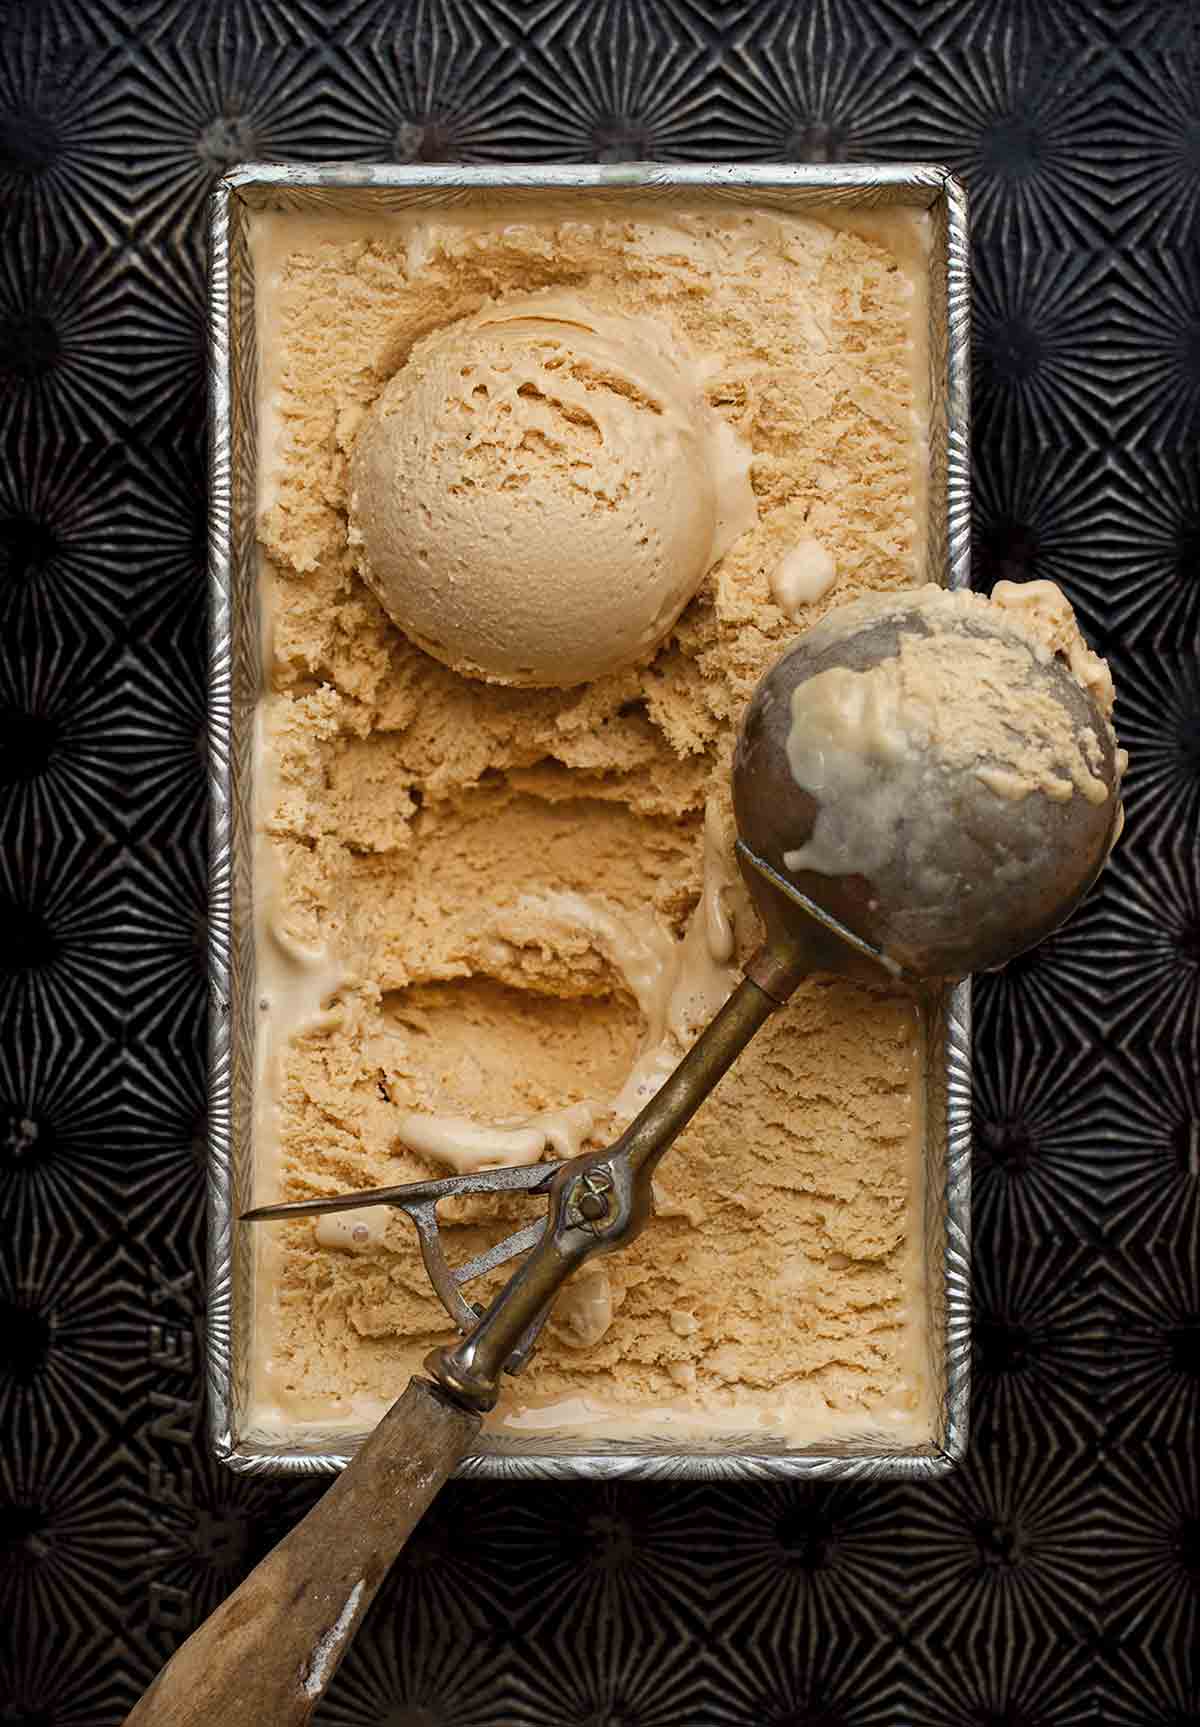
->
348, 291, 756, 688
395, 812, 740, 1176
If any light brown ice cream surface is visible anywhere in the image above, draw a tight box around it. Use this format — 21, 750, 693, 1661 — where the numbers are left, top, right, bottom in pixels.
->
249, 198, 938, 1444
348, 291, 756, 687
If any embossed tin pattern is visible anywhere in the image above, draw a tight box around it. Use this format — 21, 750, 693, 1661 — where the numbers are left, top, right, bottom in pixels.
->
5, 4, 1198, 1718
206, 163, 972, 1480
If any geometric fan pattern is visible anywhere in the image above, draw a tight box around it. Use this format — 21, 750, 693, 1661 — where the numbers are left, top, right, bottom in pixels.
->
2, 0, 1198, 1719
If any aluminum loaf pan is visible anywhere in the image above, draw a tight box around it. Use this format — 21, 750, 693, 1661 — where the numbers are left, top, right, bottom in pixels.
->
207, 162, 971, 1481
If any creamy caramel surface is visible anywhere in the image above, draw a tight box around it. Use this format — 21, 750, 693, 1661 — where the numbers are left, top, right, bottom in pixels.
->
248, 200, 935, 1444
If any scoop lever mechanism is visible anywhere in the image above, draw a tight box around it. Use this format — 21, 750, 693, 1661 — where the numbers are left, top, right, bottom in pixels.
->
241, 978, 786, 1410
242, 1160, 564, 1348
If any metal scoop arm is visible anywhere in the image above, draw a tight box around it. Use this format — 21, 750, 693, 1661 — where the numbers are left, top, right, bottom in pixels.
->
428, 968, 785, 1410
427, 843, 913, 1410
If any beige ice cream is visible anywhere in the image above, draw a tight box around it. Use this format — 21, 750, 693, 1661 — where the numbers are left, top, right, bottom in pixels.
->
348, 293, 755, 686
781, 582, 1123, 879
249, 199, 935, 1444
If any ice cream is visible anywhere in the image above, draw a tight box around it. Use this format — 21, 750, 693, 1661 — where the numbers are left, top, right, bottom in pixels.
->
769, 538, 838, 620
348, 293, 755, 686
781, 585, 1120, 827
249, 199, 934, 1443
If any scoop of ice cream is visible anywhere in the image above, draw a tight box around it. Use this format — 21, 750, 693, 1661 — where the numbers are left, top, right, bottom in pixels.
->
733, 581, 1126, 977
348, 292, 755, 687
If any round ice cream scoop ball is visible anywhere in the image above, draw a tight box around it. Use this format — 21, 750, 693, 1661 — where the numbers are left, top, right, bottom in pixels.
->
348, 296, 752, 688
733, 602, 1123, 980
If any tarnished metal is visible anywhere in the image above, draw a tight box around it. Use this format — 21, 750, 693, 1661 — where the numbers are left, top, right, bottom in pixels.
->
737, 843, 913, 985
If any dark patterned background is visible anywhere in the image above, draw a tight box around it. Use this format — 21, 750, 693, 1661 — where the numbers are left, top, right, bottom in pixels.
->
1, 0, 1198, 1720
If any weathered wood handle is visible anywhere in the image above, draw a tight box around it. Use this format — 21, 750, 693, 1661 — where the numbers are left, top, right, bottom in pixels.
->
125, 1377, 481, 1727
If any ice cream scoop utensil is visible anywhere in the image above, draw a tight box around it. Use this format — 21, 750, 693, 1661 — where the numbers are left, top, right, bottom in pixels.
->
126, 608, 1121, 1725
246, 608, 1122, 1415
425, 602, 1122, 1411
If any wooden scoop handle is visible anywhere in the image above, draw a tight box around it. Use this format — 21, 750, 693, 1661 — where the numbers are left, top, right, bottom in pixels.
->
125, 1378, 481, 1727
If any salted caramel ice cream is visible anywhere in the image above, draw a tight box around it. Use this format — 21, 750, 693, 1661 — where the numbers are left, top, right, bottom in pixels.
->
249, 198, 936, 1444
349, 292, 755, 686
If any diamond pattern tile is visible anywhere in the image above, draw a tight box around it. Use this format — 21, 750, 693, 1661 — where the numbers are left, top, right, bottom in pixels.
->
901, 16, 1117, 250
700, 4, 916, 165
313, 0, 526, 162
0, 1437, 147, 1722
1, 0, 1197, 1719
971, 247, 1116, 450
1103, 1223, 1200, 1453
895, 1633, 1105, 1725
890, 1438, 1109, 1660
969, 1230, 1108, 1453
691, 1480, 913, 1648
1100, 1445, 1200, 1655
1093, 444, 1200, 648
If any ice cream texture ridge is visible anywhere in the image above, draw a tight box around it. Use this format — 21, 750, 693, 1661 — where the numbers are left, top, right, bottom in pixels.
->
250, 200, 942, 1443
